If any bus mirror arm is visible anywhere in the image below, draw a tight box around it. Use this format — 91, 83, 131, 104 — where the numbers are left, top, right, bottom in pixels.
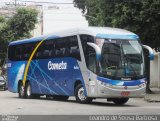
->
87, 42, 101, 61
142, 45, 154, 60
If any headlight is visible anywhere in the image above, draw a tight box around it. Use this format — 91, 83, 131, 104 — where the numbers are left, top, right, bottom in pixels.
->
139, 83, 146, 88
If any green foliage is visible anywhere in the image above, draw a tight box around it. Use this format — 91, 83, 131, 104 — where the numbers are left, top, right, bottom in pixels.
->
0, 7, 38, 65
0, 16, 6, 32
74, 0, 160, 48
74, 0, 86, 13
0, 16, 5, 23
7, 8, 38, 41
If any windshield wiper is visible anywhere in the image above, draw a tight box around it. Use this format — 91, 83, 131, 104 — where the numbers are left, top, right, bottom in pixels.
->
123, 54, 138, 78
119, 41, 138, 79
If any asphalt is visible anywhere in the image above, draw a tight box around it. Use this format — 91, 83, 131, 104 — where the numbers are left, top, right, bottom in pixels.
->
144, 88, 160, 102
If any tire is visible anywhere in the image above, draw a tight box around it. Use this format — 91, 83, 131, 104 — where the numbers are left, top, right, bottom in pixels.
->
3, 84, 7, 91
112, 98, 129, 105
5, 87, 8, 91
2, 86, 6, 91
25, 82, 33, 99
75, 84, 92, 104
18, 82, 26, 98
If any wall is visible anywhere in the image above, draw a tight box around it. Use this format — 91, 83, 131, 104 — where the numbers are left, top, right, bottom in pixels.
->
150, 52, 160, 88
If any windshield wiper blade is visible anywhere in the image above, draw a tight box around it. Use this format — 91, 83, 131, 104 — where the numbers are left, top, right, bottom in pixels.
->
123, 54, 138, 78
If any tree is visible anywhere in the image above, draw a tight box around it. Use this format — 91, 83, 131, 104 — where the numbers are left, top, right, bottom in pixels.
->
74, 0, 160, 48
0, 8, 38, 65
0, 16, 7, 65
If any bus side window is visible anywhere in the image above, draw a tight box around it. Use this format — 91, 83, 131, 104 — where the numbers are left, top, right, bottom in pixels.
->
55, 38, 68, 58
49, 46, 56, 58
8, 46, 16, 61
86, 45, 96, 73
80, 35, 94, 52
15, 46, 22, 60
69, 36, 81, 61
35, 42, 44, 59
24, 46, 30, 60
43, 49, 50, 58
80, 35, 95, 71
70, 46, 80, 59
20, 45, 25, 60
55, 40, 62, 57
48, 41, 55, 57
43, 41, 53, 58
24, 44, 36, 60
56, 48, 65, 57
8, 46, 12, 60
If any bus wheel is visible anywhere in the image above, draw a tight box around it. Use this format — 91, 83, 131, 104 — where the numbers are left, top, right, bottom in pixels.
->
112, 98, 129, 105
18, 82, 26, 98
53, 95, 69, 101
25, 82, 33, 99
75, 84, 92, 104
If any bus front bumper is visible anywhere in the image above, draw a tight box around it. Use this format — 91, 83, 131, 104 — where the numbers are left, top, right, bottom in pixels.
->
95, 82, 146, 98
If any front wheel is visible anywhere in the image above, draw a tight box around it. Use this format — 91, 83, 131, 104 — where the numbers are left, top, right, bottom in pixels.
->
2, 85, 6, 91
75, 84, 92, 104
112, 98, 129, 105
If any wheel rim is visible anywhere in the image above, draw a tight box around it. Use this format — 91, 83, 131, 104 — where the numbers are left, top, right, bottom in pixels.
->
20, 85, 25, 97
27, 84, 31, 96
78, 87, 86, 101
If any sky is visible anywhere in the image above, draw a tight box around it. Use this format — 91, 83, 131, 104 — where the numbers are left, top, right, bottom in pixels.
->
42, 0, 88, 34
0, 0, 88, 34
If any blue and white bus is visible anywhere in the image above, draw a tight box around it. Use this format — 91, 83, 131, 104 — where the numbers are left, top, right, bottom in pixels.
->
7, 27, 147, 105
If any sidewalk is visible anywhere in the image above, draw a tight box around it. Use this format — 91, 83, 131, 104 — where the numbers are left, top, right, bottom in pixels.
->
144, 88, 160, 102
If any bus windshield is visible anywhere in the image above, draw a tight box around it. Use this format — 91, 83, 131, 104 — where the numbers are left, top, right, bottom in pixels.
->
98, 39, 144, 80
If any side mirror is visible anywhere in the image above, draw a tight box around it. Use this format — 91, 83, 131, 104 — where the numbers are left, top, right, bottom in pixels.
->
87, 42, 101, 61
142, 45, 154, 60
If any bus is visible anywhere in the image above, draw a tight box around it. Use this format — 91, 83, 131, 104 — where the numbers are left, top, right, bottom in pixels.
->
7, 27, 146, 105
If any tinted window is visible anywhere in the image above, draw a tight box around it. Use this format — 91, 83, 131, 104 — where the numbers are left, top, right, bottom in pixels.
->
8, 36, 81, 61
55, 38, 67, 57
86, 45, 96, 73
80, 35, 94, 53
8, 43, 37, 61
8, 46, 15, 61
69, 36, 81, 61
24, 44, 36, 60
80, 35, 95, 72
35, 40, 54, 59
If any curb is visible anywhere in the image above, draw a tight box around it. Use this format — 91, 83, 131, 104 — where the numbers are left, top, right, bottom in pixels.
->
145, 94, 160, 102
144, 88, 160, 102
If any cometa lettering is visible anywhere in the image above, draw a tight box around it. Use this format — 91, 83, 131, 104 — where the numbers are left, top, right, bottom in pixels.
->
48, 61, 67, 70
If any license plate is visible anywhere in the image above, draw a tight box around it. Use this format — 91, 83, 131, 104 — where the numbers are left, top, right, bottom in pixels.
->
121, 92, 130, 96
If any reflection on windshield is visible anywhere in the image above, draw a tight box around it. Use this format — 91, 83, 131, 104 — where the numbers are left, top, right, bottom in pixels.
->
99, 39, 144, 80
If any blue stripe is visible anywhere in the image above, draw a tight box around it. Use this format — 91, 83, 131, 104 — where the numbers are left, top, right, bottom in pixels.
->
150, 53, 154, 60
96, 34, 139, 40
97, 76, 145, 86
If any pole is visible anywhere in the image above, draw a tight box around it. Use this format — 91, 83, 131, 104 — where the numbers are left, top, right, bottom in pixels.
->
41, 7, 43, 35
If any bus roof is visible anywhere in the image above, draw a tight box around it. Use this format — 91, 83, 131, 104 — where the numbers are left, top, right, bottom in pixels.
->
9, 27, 139, 46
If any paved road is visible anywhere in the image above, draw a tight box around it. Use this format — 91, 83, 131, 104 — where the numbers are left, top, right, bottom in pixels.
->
0, 90, 160, 115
